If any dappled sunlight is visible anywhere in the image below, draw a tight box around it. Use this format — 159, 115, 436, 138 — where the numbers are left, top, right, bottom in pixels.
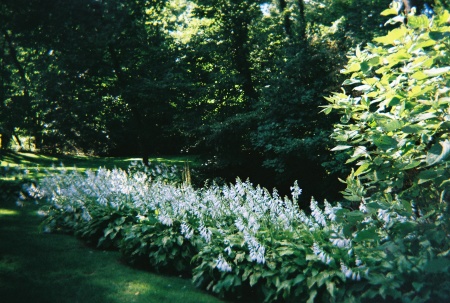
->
0, 209, 19, 216
123, 281, 155, 297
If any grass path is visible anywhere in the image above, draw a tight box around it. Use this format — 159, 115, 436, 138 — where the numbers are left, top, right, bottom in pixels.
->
0, 152, 224, 303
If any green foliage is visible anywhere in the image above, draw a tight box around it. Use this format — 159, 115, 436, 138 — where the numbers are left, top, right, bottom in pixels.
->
323, 6, 450, 302
26, 152, 450, 302
323, 6, 450, 209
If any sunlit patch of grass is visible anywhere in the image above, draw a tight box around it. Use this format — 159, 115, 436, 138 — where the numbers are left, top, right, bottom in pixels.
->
0, 208, 19, 216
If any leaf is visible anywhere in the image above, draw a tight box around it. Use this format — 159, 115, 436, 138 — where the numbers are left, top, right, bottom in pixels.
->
407, 15, 429, 29
342, 78, 361, 85
415, 112, 437, 121
426, 140, 450, 166
353, 84, 371, 91
373, 135, 397, 150
423, 66, 450, 77
373, 28, 407, 45
331, 145, 352, 151
401, 160, 421, 170
291, 274, 305, 286
354, 162, 371, 176
425, 258, 450, 273
249, 272, 261, 287
402, 125, 424, 133
354, 228, 379, 242
429, 31, 450, 40
411, 71, 428, 80
380, 8, 399, 16
418, 169, 445, 184
306, 290, 317, 303
380, 120, 403, 132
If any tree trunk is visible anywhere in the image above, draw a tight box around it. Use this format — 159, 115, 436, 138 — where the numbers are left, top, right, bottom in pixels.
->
229, 5, 258, 104
279, 0, 292, 38
297, 0, 306, 40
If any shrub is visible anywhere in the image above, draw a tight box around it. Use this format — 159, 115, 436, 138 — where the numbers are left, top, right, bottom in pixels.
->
323, 4, 450, 302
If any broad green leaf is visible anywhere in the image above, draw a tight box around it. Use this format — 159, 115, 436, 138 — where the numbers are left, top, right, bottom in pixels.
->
373, 28, 407, 45
354, 228, 379, 242
380, 120, 403, 132
402, 124, 424, 133
418, 169, 445, 183
292, 274, 305, 286
380, 8, 398, 16
438, 97, 450, 104
426, 140, 450, 166
415, 112, 437, 121
425, 258, 450, 273
407, 15, 430, 29
411, 71, 428, 80
429, 31, 450, 40
373, 135, 397, 150
307, 290, 317, 303
367, 56, 381, 66
401, 160, 421, 170
346, 211, 365, 223
345, 62, 361, 73
354, 162, 371, 176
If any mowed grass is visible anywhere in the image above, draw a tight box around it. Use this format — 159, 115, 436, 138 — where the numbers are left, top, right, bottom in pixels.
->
0, 151, 199, 180
0, 152, 224, 303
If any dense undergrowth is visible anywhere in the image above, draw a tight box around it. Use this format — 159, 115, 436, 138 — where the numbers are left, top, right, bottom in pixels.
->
16, 5, 450, 303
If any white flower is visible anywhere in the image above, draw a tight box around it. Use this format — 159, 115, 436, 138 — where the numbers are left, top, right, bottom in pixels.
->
199, 224, 212, 242
310, 199, 327, 227
159, 214, 173, 226
215, 254, 232, 272
180, 222, 194, 239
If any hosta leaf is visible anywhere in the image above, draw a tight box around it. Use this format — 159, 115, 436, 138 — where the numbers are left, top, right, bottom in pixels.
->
402, 124, 424, 133
426, 140, 450, 166
418, 169, 445, 184
307, 290, 317, 303
292, 274, 305, 286
425, 258, 450, 273
401, 160, 421, 170
249, 272, 261, 287
354, 228, 379, 242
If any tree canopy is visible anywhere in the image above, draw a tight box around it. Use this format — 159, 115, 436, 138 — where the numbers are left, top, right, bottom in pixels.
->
1, 0, 447, 200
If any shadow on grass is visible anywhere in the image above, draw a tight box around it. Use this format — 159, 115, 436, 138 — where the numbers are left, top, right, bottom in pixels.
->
1, 151, 201, 176
0, 180, 224, 303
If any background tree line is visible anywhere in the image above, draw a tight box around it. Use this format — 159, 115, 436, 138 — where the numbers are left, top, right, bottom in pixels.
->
1, 0, 444, 202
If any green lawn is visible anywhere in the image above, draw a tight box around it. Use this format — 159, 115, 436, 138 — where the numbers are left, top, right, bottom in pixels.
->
0, 152, 224, 303
0, 151, 199, 180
